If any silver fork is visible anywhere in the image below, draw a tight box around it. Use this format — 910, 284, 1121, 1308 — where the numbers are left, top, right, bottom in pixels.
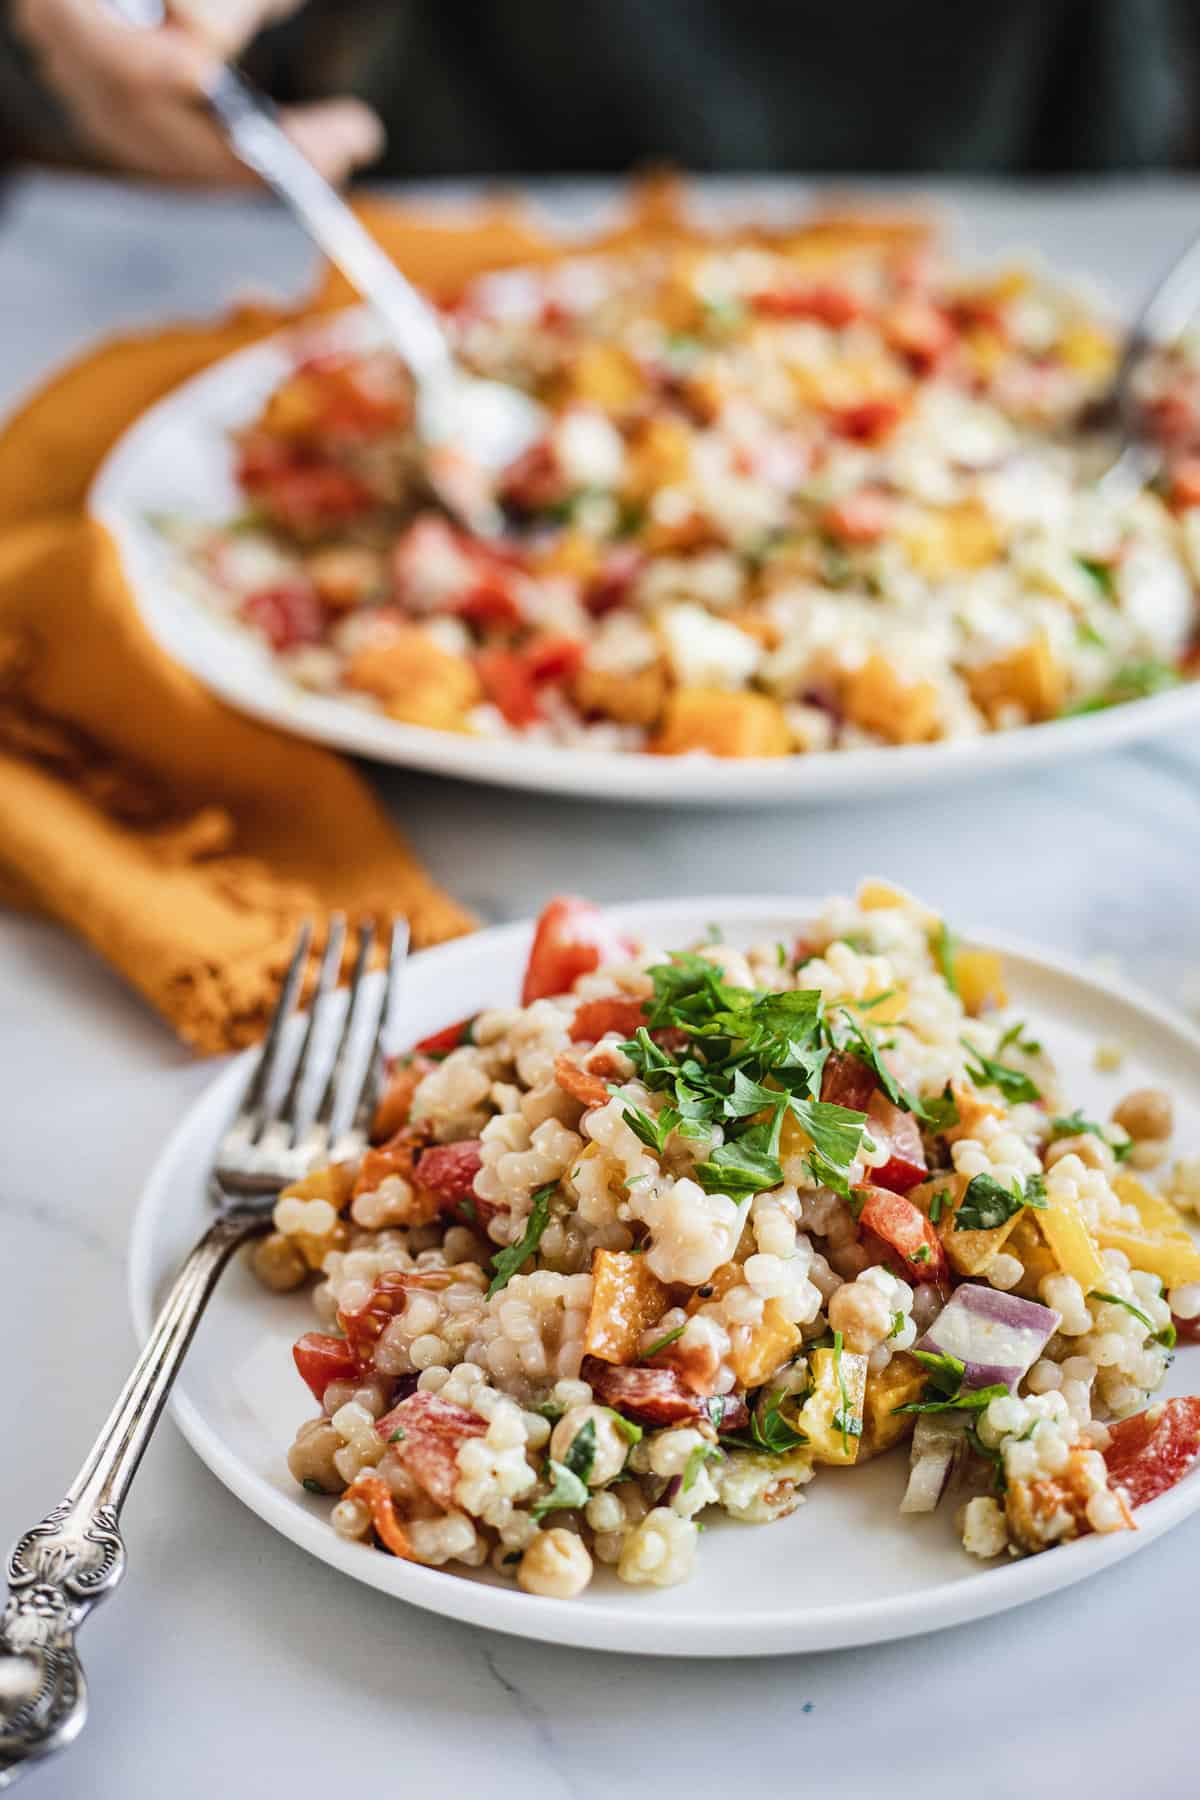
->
0, 916, 408, 1791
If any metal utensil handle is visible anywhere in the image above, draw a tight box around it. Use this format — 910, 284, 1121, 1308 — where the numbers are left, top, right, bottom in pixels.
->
205, 66, 454, 385
0, 1212, 261, 1788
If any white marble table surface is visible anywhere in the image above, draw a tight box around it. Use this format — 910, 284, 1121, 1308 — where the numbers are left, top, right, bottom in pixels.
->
3, 171, 1200, 1799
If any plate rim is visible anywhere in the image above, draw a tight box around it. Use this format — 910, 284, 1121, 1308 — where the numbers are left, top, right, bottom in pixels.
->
90, 307, 1200, 809
128, 894, 1200, 1656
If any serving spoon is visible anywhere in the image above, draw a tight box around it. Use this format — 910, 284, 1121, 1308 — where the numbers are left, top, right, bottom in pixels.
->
108, 0, 543, 535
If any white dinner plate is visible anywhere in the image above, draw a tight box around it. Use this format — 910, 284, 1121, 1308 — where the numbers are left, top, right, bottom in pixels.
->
129, 896, 1200, 1656
91, 307, 1200, 808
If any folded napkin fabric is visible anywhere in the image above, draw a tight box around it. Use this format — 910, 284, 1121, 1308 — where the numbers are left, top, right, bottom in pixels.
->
0, 300, 475, 1054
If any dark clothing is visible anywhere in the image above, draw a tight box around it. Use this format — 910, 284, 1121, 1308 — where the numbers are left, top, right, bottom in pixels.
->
3, 0, 1199, 175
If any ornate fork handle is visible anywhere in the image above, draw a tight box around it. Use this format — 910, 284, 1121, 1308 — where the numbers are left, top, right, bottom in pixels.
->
0, 1211, 263, 1789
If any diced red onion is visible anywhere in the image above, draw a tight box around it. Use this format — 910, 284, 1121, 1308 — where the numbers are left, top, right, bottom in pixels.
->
900, 1414, 968, 1514
917, 1283, 1059, 1393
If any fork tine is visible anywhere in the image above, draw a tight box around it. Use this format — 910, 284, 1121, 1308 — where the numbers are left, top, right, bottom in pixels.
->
348, 917, 410, 1138
230, 920, 312, 1137
311, 918, 376, 1138
272, 913, 346, 1140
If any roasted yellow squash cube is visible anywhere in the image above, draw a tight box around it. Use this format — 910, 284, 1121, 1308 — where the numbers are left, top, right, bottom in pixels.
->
842, 654, 940, 745
794, 1346, 868, 1466
652, 688, 791, 758
858, 1353, 925, 1461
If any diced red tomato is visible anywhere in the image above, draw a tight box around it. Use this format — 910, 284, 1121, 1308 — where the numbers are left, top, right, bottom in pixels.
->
822, 489, 895, 545
1172, 1314, 1200, 1344
569, 996, 648, 1043
338, 1267, 454, 1363
1170, 459, 1200, 509
239, 582, 324, 653
882, 298, 956, 373
414, 1016, 476, 1058
750, 284, 865, 327
454, 576, 524, 632
854, 1183, 946, 1280
820, 1051, 879, 1114
1103, 1397, 1200, 1508
582, 1356, 750, 1429
585, 546, 644, 617
497, 440, 566, 513
865, 1092, 927, 1194
828, 398, 906, 444
475, 648, 541, 727
293, 1332, 361, 1404
524, 634, 586, 685
240, 456, 376, 534
374, 1390, 487, 1508
414, 1140, 483, 1209
522, 896, 634, 1004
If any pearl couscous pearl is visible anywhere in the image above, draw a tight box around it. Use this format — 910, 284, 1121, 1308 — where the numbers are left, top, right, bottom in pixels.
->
517, 1528, 594, 1598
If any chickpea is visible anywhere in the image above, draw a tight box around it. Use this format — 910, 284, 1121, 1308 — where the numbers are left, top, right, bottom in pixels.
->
251, 1231, 308, 1293
827, 1279, 892, 1353
549, 1404, 629, 1486
1112, 1087, 1174, 1142
1045, 1133, 1112, 1174
287, 1419, 345, 1494
517, 1528, 594, 1598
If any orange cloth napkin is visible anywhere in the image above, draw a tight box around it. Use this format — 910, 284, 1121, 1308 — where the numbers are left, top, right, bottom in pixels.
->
0, 232, 529, 1053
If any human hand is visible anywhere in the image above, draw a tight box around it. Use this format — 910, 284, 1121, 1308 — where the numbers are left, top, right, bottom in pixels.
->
11, 0, 384, 184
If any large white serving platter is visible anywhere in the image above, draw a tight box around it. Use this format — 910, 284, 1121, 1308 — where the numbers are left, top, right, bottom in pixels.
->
91, 307, 1200, 808
129, 897, 1200, 1656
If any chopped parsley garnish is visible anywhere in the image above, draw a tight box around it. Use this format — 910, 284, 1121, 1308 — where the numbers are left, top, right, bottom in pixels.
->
931, 920, 959, 996
921, 1085, 960, 1134
909, 1244, 932, 1264
531, 1416, 596, 1520
1076, 618, 1107, 650
963, 1039, 1042, 1104
387, 1427, 406, 1444
1089, 1290, 1177, 1349
928, 1185, 953, 1226
638, 1323, 686, 1361
614, 956, 869, 1200
996, 1020, 1042, 1057
720, 1391, 809, 1455
487, 1182, 557, 1298
1063, 660, 1181, 716
1075, 556, 1117, 598
608, 1410, 643, 1446
955, 1170, 1047, 1232
302, 1478, 325, 1495
894, 1350, 1009, 1416
889, 1311, 906, 1339
681, 1442, 722, 1493
831, 1330, 862, 1449
1050, 1111, 1132, 1162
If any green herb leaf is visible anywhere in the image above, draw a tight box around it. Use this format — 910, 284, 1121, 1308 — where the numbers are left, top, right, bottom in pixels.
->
530, 1459, 589, 1521
996, 1020, 1042, 1057
607, 1410, 643, 1445
963, 1039, 1042, 1104
638, 1323, 686, 1361
302, 1477, 325, 1495
720, 1391, 809, 1455
1050, 1110, 1132, 1163
388, 1427, 406, 1444
921, 1085, 961, 1134
1063, 660, 1181, 716
694, 1137, 784, 1198
681, 1441, 722, 1493
487, 1182, 557, 1297
832, 1330, 862, 1451
931, 920, 959, 996
893, 1348, 1009, 1415
954, 1170, 1047, 1232
1089, 1290, 1176, 1348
